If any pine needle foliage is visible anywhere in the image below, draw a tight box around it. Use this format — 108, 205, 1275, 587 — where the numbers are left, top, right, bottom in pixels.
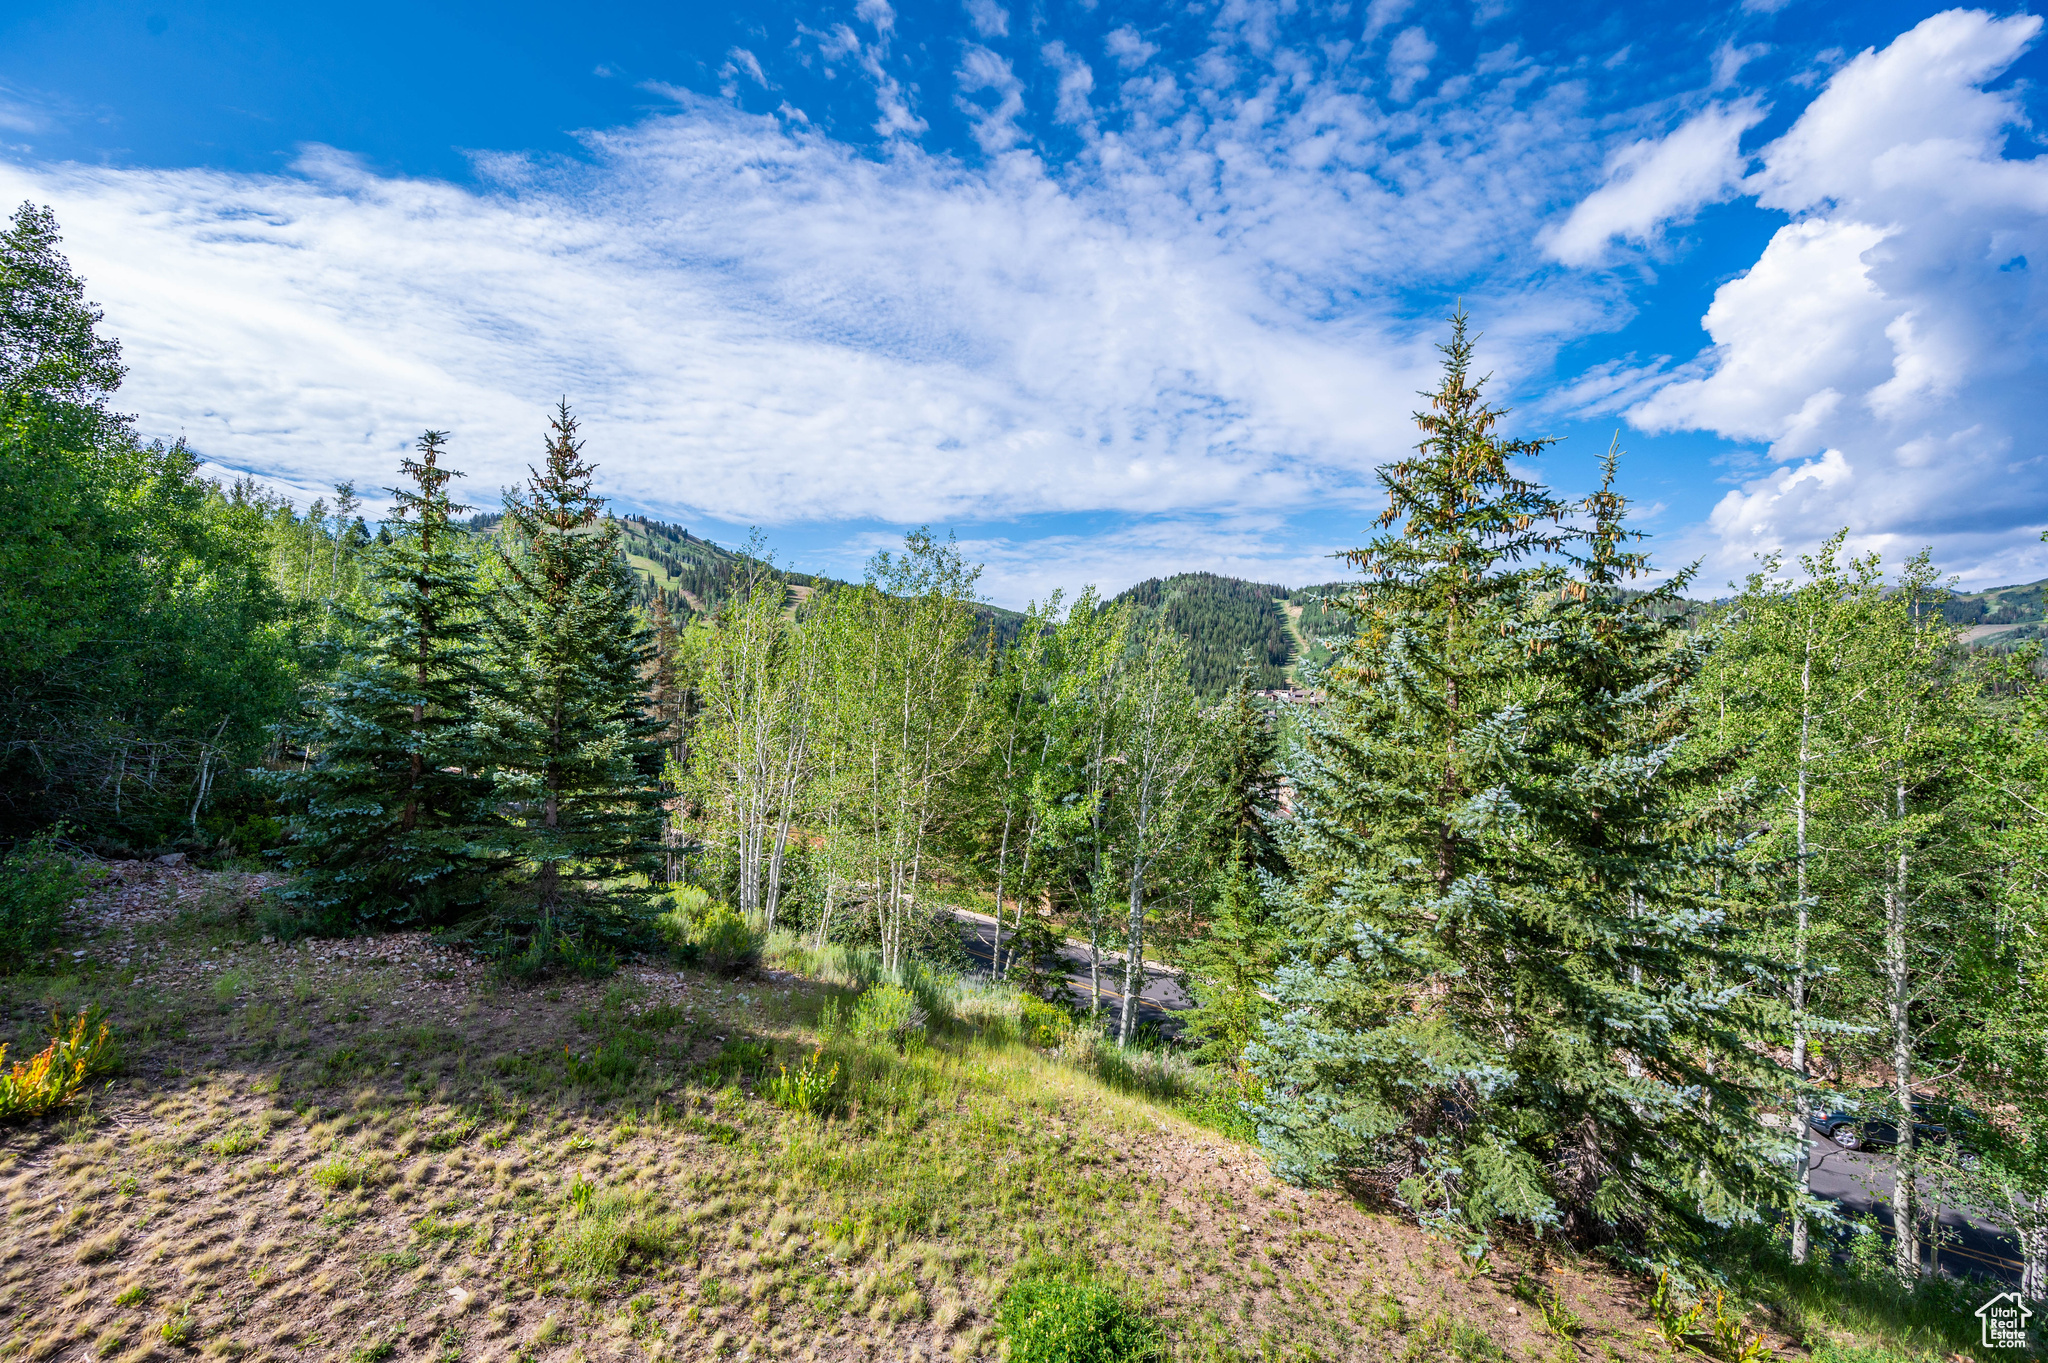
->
273, 431, 492, 929
1248, 314, 1790, 1268
477, 402, 661, 951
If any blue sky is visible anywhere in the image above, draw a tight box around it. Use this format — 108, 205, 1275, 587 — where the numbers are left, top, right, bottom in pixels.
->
2, 0, 2044, 605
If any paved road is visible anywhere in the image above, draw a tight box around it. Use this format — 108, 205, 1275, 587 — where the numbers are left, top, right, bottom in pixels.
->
1805, 1136, 2023, 1285
951, 908, 1194, 1033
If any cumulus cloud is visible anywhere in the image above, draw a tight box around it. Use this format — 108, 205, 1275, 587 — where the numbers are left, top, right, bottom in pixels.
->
1042, 41, 1096, 128
1635, 9, 2048, 584
955, 45, 1028, 152
1386, 27, 1437, 103
1543, 101, 1763, 266
1103, 26, 1157, 69
964, 0, 1008, 40
1363, 0, 1413, 45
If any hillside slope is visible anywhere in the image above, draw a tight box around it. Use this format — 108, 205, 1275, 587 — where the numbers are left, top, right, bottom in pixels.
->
1113, 574, 1295, 696
0, 867, 1771, 1363
1942, 576, 2048, 649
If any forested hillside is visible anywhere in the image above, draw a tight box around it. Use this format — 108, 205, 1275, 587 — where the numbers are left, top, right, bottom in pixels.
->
1937, 575, 2048, 650
1113, 572, 1294, 695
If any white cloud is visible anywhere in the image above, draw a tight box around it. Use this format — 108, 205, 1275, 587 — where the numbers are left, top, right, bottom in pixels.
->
964, 0, 1008, 40
803, 13, 925, 138
1386, 27, 1436, 103
1636, 9, 2048, 586
855, 0, 896, 38
1103, 26, 1156, 69
1042, 41, 1096, 128
0, 17, 1662, 600
1363, 0, 1412, 45
1543, 101, 1763, 266
0, 107, 1447, 537
955, 45, 1027, 152
0, 87, 48, 135
1712, 41, 1769, 89
718, 48, 768, 100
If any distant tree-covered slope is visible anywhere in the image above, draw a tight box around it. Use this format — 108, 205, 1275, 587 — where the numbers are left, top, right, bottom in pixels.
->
1115, 572, 1294, 696
488, 512, 1034, 646
1937, 576, 2048, 651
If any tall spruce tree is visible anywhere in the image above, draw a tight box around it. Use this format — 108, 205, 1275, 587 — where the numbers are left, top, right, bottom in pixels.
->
1247, 319, 1789, 1266
478, 402, 660, 952
274, 431, 490, 927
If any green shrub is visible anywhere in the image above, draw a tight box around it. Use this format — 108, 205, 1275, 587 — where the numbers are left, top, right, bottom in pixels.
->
0, 833, 92, 967
997, 1279, 1160, 1363
499, 931, 616, 981
850, 984, 926, 1045
655, 888, 760, 976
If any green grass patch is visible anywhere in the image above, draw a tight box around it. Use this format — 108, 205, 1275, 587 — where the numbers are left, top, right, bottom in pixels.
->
998, 1278, 1161, 1363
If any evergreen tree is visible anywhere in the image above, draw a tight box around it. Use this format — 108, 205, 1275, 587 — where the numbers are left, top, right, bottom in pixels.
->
273, 431, 491, 927
1247, 318, 1788, 1267
1204, 656, 1286, 878
1180, 845, 1282, 1099
478, 402, 660, 953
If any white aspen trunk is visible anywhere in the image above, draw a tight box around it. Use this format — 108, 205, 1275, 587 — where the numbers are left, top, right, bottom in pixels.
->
1887, 778, 1920, 1284
763, 728, 806, 932
1087, 904, 1102, 1016
1790, 636, 1816, 1265
1117, 728, 1162, 1048
991, 806, 1014, 977
1002, 829, 1036, 980
187, 747, 212, 829
1118, 835, 1146, 1046
764, 814, 792, 932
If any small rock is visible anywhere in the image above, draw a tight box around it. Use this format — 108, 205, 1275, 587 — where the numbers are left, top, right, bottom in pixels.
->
155, 852, 186, 866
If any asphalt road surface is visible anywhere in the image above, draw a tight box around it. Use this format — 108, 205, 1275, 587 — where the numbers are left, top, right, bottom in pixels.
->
951, 908, 1193, 1032
949, 911, 2025, 1284
1805, 1136, 2024, 1286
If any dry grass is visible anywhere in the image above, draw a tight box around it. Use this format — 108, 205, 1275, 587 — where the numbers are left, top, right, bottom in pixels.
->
0, 869, 1795, 1363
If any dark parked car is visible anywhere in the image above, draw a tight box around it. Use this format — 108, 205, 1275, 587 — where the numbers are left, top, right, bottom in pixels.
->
1809, 1095, 1974, 1153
